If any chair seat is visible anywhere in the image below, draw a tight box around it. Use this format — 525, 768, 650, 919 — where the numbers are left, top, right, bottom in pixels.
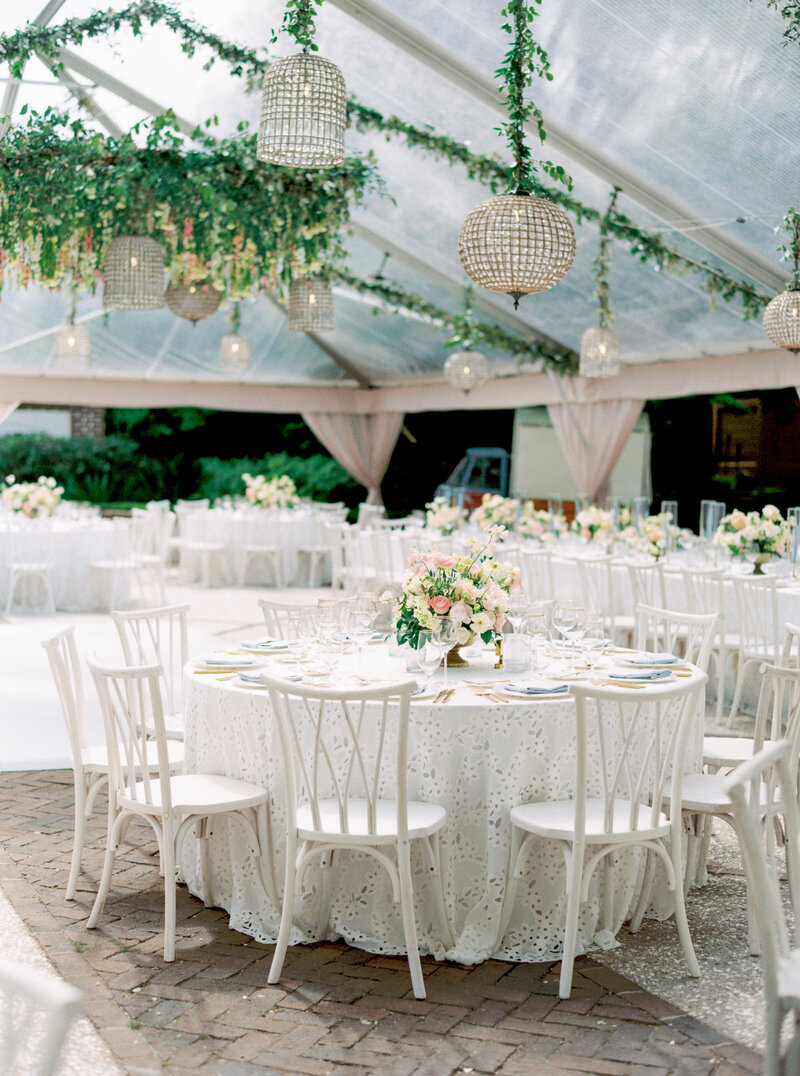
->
119, 773, 267, 815
297, 798, 446, 844
673, 772, 771, 812
778, 951, 800, 1006
81, 739, 184, 772
509, 798, 669, 843
703, 735, 754, 768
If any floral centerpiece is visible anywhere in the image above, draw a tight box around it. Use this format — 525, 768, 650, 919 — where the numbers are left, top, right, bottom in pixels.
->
242, 472, 298, 509
393, 528, 522, 657
715, 505, 789, 572
618, 513, 687, 559
425, 495, 466, 535
517, 501, 567, 541
470, 494, 519, 533
572, 504, 614, 541
1, 475, 63, 518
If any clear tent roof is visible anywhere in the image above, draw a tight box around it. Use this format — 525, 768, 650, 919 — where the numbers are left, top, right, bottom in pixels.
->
0, 0, 796, 394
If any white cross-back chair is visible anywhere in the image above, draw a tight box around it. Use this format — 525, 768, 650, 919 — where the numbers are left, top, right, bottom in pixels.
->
41, 627, 183, 900
239, 510, 283, 587
129, 507, 167, 604
323, 522, 351, 593
261, 674, 452, 999
576, 555, 634, 644
728, 575, 781, 726
90, 519, 137, 611
675, 664, 800, 949
258, 598, 317, 640
86, 657, 276, 961
112, 603, 189, 741
520, 546, 556, 602
633, 604, 717, 672
0, 959, 83, 1076
726, 741, 800, 1076
342, 523, 377, 592
626, 560, 667, 611
499, 675, 706, 999
682, 566, 739, 725
4, 517, 56, 616
296, 509, 331, 586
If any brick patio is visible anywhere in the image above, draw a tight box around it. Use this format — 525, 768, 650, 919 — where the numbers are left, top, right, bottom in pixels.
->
0, 769, 763, 1075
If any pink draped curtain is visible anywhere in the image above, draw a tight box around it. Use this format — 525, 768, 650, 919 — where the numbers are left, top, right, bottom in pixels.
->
0, 402, 20, 428
547, 398, 644, 502
302, 411, 404, 505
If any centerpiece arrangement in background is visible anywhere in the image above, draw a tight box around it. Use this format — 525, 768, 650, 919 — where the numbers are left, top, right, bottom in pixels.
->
425, 496, 466, 535
242, 472, 299, 509
617, 512, 687, 559
715, 505, 789, 573
394, 531, 521, 667
470, 493, 519, 532
1, 475, 63, 518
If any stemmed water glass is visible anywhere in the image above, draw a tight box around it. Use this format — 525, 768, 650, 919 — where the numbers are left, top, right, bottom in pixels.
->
552, 602, 579, 675
506, 593, 528, 634
348, 593, 376, 672
432, 617, 459, 683
520, 614, 548, 678
563, 605, 586, 675
582, 617, 606, 676
416, 631, 441, 694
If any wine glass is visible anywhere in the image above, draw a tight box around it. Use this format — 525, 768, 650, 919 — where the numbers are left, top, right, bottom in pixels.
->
416, 632, 441, 694
552, 602, 579, 675
506, 593, 528, 634
563, 605, 586, 675
520, 616, 548, 678
347, 607, 374, 673
433, 617, 459, 683
582, 618, 606, 675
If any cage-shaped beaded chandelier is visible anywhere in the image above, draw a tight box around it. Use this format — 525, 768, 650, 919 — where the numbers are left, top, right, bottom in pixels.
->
165, 279, 222, 322
444, 349, 490, 394
579, 327, 620, 378
288, 276, 334, 332
457, 0, 575, 308
258, 53, 346, 168
53, 322, 91, 370
220, 334, 252, 371
103, 236, 166, 311
764, 210, 800, 354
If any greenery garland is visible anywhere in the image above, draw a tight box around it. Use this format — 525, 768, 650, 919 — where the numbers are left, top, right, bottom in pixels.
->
777, 207, 800, 289
762, 0, 800, 43
0, 1, 774, 320
592, 188, 619, 329
332, 266, 577, 375
271, 0, 322, 52
0, 109, 378, 297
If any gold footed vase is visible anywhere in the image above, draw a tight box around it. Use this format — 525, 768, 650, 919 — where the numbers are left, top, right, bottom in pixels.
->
443, 632, 475, 668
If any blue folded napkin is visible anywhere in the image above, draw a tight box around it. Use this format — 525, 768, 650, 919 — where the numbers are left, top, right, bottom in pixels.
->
507, 679, 569, 695
628, 652, 678, 666
203, 657, 255, 667
609, 668, 672, 681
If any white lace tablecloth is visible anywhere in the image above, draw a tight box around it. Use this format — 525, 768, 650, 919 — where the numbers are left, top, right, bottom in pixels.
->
180, 649, 705, 965
181, 508, 327, 587
0, 518, 130, 612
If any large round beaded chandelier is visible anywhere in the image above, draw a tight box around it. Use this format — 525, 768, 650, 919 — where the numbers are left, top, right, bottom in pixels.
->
102, 235, 166, 311
444, 350, 490, 394
458, 0, 575, 308
220, 303, 252, 371
258, 0, 346, 169
764, 209, 800, 354
288, 275, 334, 332
165, 278, 222, 323
580, 188, 621, 378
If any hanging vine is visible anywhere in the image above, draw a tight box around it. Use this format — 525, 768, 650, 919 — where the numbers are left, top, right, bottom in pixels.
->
0, 1, 777, 320
776, 207, 800, 289
761, 0, 800, 43
270, 0, 322, 51
592, 188, 620, 329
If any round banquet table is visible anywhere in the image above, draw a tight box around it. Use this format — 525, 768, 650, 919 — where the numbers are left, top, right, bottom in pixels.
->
0, 516, 131, 611
181, 507, 329, 587
180, 645, 705, 966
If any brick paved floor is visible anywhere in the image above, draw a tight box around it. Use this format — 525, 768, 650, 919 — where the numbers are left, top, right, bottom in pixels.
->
0, 770, 763, 1076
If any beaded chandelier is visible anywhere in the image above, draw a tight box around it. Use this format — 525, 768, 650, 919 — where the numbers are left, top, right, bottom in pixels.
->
458, 0, 575, 308
288, 276, 334, 331
165, 279, 222, 322
580, 188, 621, 378
220, 303, 251, 370
764, 209, 800, 354
258, 0, 345, 168
103, 236, 166, 311
53, 318, 91, 371
444, 350, 490, 394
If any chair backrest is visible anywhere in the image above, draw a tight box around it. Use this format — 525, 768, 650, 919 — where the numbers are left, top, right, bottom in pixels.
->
633, 604, 718, 673
0, 958, 83, 1076
356, 502, 386, 529
6, 516, 53, 565
750, 664, 800, 786
111, 604, 189, 717
261, 674, 416, 840
521, 547, 556, 602
258, 598, 317, 639
725, 741, 800, 1039
323, 521, 346, 575
626, 561, 666, 611
242, 508, 279, 548
368, 528, 395, 586
40, 626, 87, 766
87, 655, 172, 812
731, 576, 780, 661
129, 506, 158, 558
781, 621, 800, 667
681, 566, 725, 622
568, 675, 707, 840
576, 555, 617, 635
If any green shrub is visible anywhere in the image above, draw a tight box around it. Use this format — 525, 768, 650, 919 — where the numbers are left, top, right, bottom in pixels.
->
197, 453, 358, 504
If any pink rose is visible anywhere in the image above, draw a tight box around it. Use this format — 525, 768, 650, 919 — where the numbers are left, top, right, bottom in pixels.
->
430, 595, 452, 615
483, 582, 506, 610
432, 551, 455, 569
449, 600, 470, 623
511, 569, 523, 594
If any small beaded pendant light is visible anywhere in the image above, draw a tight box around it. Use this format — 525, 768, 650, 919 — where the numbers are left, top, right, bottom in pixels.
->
103, 236, 166, 311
